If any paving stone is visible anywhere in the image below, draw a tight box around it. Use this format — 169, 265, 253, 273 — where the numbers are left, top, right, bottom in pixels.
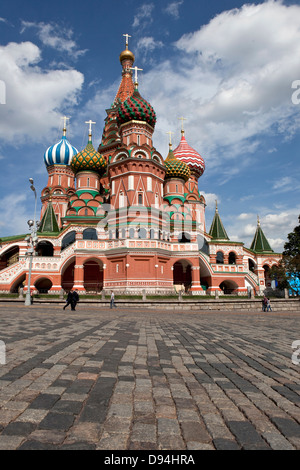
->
38, 412, 75, 431
226, 420, 270, 450
0, 305, 300, 451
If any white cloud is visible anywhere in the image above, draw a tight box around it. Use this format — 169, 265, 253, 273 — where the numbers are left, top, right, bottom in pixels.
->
228, 207, 300, 252
0, 41, 84, 144
133, 4, 154, 29
237, 213, 254, 220
0, 194, 32, 235
137, 37, 163, 54
201, 192, 219, 210
20, 21, 87, 59
164, 1, 183, 19
138, 1, 300, 170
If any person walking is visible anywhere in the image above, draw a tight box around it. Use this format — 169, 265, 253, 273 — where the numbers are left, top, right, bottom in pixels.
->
72, 289, 79, 311
63, 290, 73, 310
267, 298, 272, 312
110, 291, 117, 309
262, 296, 268, 312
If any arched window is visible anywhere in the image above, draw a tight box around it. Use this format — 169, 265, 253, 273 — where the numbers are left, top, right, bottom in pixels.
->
248, 259, 255, 272
36, 241, 54, 257
61, 231, 76, 250
216, 251, 224, 264
138, 228, 147, 239
83, 228, 98, 240
119, 192, 125, 208
138, 193, 143, 205
228, 252, 236, 264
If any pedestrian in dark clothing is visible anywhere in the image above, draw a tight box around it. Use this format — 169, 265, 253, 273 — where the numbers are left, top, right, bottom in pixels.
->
72, 290, 79, 311
110, 291, 117, 309
63, 290, 73, 310
262, 296, 268, 312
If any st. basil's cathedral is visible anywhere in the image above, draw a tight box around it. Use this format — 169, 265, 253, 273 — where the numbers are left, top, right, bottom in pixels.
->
0, 38, 281, 297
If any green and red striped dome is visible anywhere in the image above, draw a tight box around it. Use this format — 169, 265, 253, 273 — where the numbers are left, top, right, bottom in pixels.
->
71, 137, 107, 175
164, 146, 190, 182
116, 88, 156, 128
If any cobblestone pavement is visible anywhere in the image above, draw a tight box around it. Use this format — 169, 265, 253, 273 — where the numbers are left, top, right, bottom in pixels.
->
0, 303, 299, 451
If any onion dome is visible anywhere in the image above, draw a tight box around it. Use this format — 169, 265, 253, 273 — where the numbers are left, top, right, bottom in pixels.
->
173, 132, 205, 179
71, 134, 107, 175
119, 46, 135, 64
164, 144, 190, 182
44, 131, 78, 167
116, 88, 156, 128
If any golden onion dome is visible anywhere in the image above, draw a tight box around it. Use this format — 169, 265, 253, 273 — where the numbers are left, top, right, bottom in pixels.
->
164, 144, 190, 182
71, 136, 107, 176
119, 46, 135, 64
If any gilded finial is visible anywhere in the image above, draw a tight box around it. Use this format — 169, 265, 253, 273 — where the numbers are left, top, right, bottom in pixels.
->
178, 117, 187, 135
166, 131, 174, 148
85, 120, 96, 140
61, 116, 69, 137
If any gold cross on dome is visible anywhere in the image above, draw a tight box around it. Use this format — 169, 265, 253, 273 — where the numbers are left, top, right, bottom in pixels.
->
130, 66, 143, 85
166, 131, 174, 146
178, 116, 187, 133
61, 116, 70, 135
85, 120, 96, 135
123, 33, 131, 47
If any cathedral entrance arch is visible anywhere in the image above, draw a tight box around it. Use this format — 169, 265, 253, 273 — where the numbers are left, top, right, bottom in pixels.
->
263, 264, 272, 288
83, 259, 103, 293
173, 260, 192, 292
219, 280, 239, 294
10, 274, 26, 293
61, 258, 75, 292
35, 278, 53, 293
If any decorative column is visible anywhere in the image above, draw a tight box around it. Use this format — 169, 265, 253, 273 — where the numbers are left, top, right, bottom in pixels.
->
73, 257, 85, 292
190, 265, 203, 294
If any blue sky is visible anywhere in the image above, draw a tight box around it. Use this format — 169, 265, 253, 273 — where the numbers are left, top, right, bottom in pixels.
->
0, 0, 299, 252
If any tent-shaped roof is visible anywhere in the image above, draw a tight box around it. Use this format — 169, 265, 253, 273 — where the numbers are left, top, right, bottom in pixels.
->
250, 217, 273, 253
209, 202, 229, 240
39, 201, 59, 234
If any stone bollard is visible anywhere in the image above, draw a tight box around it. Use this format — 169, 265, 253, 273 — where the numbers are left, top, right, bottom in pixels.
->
178, 290, 183, 302
101, 289, 106, 301
215, 290, 219, 299
284, 288, 289, 299
18, 287, 24, 299
142, 289, 146, 301
59, 289, 64, 300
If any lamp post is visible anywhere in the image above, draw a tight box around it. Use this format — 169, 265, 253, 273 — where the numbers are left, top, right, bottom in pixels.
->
25, 179, 38, 306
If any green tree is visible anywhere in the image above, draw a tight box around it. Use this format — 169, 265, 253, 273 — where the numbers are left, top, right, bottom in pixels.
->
270, 216, 300, 295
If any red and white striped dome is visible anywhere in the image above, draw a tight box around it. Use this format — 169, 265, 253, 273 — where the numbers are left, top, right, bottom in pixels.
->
173, 133, 205, 179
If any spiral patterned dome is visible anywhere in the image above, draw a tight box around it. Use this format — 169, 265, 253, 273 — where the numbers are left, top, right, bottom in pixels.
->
71, 137, 107, 175
164, 145, 190, 182
116, 88, 156, 128
44, 135, 78, 167
173, 133, 205, 179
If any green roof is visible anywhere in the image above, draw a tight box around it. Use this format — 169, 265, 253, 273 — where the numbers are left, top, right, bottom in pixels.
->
250, 220, 273, 253
209, 204, 229, 240
39, 202, 60, 233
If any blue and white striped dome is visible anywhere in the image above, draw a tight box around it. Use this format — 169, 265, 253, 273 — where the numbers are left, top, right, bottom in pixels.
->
44, 135, 78, 167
